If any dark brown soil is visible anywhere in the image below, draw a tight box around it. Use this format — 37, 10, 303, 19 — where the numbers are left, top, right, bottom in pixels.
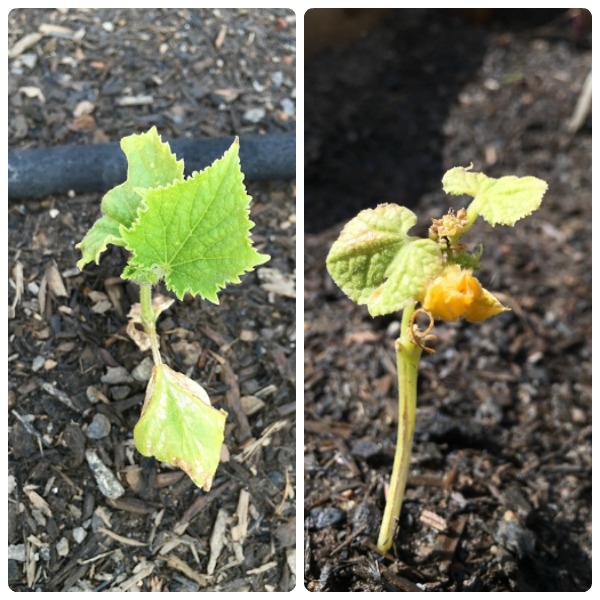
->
8, 8, 295, 592
304, 9, 591, 592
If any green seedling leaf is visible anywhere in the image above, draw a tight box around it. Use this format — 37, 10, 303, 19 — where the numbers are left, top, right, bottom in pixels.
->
77, 127, 184, 269
326, 204, 443, 316
467, 175, 548, 227
442, 165, 493, 198
133, 364, 227, 491
120, 139, 270, 302
443, 166, 547, 227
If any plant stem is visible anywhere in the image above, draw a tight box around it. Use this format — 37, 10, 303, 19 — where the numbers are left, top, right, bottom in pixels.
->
377, 303, 422, 553
139, 283, 162, 365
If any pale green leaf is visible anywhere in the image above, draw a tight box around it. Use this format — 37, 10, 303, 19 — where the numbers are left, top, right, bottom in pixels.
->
369, 239, 443, 315
326, 204, 443, 316
442, 166, 494, 198
120, 139, 270, 302
468, 175, 548, 226
77, 127, 184, 269
442, 166, 548, 227
76, 218, 126, 272
133, 364, 227, 491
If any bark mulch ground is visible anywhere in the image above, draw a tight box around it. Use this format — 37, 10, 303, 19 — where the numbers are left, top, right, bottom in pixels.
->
8, 8, 296, 592
304, 9, 591, 592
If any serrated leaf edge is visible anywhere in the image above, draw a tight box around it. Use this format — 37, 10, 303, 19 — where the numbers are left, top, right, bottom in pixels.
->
471, 176, 548, 227
76, 126, 184, 269
120, 140, 270, 300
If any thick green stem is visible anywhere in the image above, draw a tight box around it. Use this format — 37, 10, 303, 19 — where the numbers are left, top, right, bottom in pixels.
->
377, 303, 422, 553
139, 283, 162, 365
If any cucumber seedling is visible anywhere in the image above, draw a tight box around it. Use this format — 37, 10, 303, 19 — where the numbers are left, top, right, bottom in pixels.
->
77, 127, 269, 490
326, 165, 547, 553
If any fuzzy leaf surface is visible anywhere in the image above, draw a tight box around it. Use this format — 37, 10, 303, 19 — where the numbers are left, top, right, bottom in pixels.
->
133, 364, 227, 491
326, 204, 443, 316
442, 166, 493, 198
77, 127, 184, 269
443, 166, 548, 227
467, 175, 548, 226
121, 140, 269, 301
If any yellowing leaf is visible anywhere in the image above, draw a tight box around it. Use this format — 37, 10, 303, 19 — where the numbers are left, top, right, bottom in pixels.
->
468, 175, 548, 226
442, 166, 548, 227
133, 364, 227, 491
442, 165, 493, 198
326, 204, 443, 316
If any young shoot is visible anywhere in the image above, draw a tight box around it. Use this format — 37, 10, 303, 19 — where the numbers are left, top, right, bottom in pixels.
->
326, 165, 547, 554
77, 127, 269, 490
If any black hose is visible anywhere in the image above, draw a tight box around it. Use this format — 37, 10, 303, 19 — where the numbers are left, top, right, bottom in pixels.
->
8, 133, 295, 200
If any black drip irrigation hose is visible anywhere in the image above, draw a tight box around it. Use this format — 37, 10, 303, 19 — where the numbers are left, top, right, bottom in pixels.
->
8, 132, 295, 201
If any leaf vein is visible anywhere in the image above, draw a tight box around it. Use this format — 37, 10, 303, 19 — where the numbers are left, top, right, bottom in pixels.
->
171, 162, 232, 264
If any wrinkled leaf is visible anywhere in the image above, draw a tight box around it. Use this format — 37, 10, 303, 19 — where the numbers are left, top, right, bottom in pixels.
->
326, 204, 443, 316
120, 139, 270, 301
468, 175, 548, 227
442, 165, 493, 198
443, 166, 547, 227
133, 364, 227, 491
369, 239, 443, 316
77, 127, 184, 269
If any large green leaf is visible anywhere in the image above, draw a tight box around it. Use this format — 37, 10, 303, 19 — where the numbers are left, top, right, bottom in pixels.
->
326, 204, 443, 316
77, 127, 184, 269
120, 139, 270, 302
442, 166, 547, 227
133, 364, 227, 491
